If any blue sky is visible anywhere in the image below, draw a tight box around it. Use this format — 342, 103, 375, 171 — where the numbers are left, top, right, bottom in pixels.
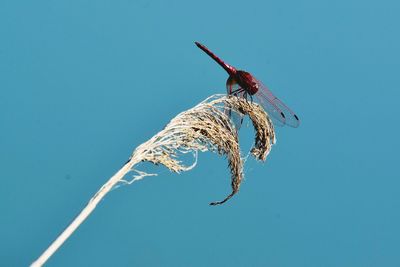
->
1, 0, 399, 266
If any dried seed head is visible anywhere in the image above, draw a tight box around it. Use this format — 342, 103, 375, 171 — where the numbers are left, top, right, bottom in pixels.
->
129, 94, 275, 205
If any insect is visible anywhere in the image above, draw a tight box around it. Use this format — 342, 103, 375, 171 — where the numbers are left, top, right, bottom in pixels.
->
195, 42, 300, 128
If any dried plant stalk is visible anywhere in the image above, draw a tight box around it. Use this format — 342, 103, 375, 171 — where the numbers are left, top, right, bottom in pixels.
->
31, 94, 275, 267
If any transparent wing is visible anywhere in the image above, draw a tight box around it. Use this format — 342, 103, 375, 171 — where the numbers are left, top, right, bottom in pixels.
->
254, 79, 300, 128
225, 76, 244, 130
226, 75, 240, 94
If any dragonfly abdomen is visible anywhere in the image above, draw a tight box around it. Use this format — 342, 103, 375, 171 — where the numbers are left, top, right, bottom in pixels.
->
195, 42, 236, 75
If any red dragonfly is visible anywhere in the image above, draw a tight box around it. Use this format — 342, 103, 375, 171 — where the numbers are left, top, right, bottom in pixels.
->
195, 42, 300, 128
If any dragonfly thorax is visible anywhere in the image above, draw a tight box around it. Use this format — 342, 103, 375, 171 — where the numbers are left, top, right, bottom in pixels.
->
234, 70, 259, 95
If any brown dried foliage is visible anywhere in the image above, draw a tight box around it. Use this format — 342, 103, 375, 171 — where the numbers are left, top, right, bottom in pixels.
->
128, 95, 275, 205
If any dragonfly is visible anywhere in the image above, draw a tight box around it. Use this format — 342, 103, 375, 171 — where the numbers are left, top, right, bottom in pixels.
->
195, 42, 300, 128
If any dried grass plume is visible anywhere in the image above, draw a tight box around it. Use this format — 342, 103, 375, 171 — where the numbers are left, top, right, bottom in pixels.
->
31, 94, 275, 266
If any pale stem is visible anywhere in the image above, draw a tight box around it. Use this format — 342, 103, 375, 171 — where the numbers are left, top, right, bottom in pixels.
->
30, 157, 140, 267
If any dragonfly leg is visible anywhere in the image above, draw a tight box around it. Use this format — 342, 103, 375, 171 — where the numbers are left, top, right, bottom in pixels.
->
230, 87, 245, 95
243, 92, 249, 103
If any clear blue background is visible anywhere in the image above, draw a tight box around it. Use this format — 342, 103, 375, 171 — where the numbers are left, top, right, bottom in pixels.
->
1, 0, 399, 266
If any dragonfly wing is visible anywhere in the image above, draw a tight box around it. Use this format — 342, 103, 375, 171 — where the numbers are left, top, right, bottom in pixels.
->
254, 80, 300, 128
226, 75, 240, 94
224, 108, 244, 130
225, 76, 244, 130
253, 90, 287, 126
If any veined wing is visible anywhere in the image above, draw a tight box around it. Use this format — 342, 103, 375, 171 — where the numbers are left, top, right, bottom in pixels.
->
225, 76, 245, 130
254, 79, 300, 128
